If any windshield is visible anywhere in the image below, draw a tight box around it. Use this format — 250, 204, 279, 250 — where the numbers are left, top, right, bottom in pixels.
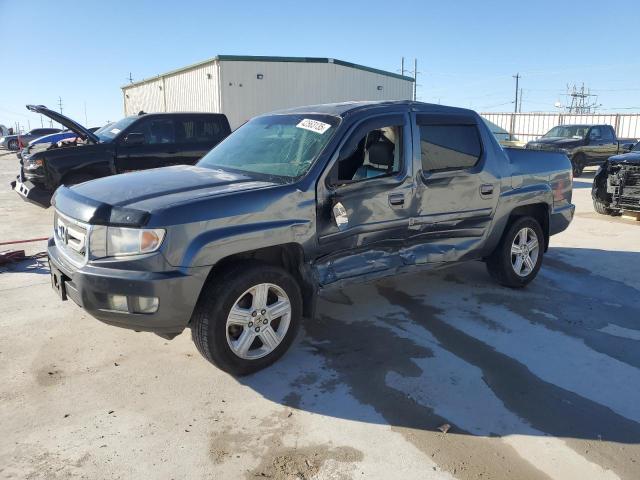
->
543, 125, 589, 139
633, 142, 640, 152
197, 114, 340, 180
96, 116, 138, 141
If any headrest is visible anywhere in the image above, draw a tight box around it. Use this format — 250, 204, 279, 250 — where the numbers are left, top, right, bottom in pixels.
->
367, 141, 394, 167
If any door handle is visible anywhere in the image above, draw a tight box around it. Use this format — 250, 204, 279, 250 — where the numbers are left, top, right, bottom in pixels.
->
388, 193, 405, 207
480, 184, 494, 196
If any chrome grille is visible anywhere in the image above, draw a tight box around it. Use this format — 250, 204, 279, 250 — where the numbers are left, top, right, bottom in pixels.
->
54, 211, 90, 266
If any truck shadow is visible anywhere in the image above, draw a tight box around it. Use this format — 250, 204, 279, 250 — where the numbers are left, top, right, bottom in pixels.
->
0, 256, 49, 275
240, 247, 640, 450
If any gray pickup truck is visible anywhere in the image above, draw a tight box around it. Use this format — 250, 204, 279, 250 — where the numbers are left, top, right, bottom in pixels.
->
47, 101, 574, 375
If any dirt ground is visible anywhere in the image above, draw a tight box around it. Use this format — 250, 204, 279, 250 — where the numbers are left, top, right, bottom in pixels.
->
1, 150, 639, 480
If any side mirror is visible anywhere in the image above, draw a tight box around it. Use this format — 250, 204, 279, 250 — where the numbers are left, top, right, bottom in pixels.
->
124, 132, 145, 146
621, 143, 635, 152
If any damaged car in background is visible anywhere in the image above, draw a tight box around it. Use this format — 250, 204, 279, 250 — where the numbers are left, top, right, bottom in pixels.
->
592, 141, 640, 215
46, 100, 574, 375
11, 105, 231, 208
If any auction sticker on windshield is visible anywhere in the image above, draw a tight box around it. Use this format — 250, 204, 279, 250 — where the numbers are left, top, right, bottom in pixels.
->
296, 119, 332, 134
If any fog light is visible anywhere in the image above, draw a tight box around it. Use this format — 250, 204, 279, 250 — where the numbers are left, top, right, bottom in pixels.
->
108, 294, 128, 312
130, 296, 159, 314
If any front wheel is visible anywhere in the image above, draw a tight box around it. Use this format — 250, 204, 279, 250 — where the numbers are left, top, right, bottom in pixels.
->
593, 198, 619, 216
486, 217, 544, 288
571, 154, 585, 177
191, 262, 302, 375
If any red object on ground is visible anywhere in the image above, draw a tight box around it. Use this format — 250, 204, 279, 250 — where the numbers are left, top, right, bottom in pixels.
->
0, 236, 49, 246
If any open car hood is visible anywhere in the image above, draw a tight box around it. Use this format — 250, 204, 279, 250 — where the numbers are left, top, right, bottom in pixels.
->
26, 105, 100, 144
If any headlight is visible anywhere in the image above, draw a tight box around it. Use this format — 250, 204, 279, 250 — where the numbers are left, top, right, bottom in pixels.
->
89, 226, 165, 257
25, 158, 43, 169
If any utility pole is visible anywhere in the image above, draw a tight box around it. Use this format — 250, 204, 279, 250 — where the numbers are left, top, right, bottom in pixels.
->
510, 73, 520, 140
513, 73, 520, 114
58, 97, 63, 115
401, 57, 405, 76
518, 87, 523, 113
40, 115, 43, 127
413, 58, 418, 101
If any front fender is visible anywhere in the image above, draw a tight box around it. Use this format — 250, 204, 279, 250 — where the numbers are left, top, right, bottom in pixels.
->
168, 219, 313, 268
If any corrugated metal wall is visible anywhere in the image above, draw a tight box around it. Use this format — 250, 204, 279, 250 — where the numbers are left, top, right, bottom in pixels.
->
219, 60, 413, 129
482, 112, 640, 141
164, 62, 220, 112
123, 62, 221, 115
123, 78, 165, 115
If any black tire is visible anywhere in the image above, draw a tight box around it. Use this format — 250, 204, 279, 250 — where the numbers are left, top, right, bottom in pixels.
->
571, 154, 585, 177
486, 216, 544, 288
62, 174, 94, 186
8, 139, 18, 150
593, 197, 616, 216
191, 262, 302, 375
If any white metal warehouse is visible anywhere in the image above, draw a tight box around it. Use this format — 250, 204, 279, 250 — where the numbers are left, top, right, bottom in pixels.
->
122, 55, 414, 129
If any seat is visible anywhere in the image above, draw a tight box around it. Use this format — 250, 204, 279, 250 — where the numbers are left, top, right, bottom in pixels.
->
353, 141, 395, 180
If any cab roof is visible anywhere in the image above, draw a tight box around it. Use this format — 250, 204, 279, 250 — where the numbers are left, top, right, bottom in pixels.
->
271, 100, 477, 118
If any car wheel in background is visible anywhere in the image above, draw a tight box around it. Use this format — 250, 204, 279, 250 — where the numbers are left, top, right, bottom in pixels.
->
191, 262, 302, 375
592, 198, 620, 216
8, 139, 18, 150
571, 153, 585, 177
486, 216, 544, 288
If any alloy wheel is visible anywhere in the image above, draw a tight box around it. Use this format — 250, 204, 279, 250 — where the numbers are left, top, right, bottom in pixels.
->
225, 283, 292, 360
510, 227, 539, 277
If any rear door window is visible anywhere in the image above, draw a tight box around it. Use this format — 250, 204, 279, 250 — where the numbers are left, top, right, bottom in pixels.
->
176, 117, 226, 144
601, 126, 615, 142
418, 124, 482, 172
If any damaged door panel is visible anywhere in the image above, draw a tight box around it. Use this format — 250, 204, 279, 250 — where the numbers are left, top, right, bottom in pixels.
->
313, 113, 413, 284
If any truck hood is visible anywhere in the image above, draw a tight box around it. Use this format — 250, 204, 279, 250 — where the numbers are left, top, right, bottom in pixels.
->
26, 105, 100, 144
609, 151, 640, 165
529, 137, 582, 148
52, 165, 279, 226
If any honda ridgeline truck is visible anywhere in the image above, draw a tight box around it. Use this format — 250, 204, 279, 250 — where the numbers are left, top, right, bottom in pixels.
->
47, 101, 574, 375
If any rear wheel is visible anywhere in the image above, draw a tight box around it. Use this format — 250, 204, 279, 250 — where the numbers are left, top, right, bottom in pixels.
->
191, 262, 302, 375
486, 217, 544, 288
571, 153, 585, 177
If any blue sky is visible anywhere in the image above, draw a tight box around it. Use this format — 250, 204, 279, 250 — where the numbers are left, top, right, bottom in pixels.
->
1, 0, 639, 130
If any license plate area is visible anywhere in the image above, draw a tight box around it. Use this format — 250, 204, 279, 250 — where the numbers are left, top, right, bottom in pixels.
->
50, 262, 68, 301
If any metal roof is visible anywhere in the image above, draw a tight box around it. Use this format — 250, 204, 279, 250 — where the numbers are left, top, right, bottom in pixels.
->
122, 55, 415, 90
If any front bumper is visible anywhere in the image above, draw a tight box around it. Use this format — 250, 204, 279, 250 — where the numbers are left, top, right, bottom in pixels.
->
11, 173, 52, 208
47, 239, 209, 335
549, 203, 575, 236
